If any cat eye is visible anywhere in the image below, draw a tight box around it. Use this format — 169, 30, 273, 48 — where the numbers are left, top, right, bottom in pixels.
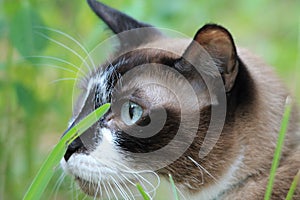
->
121, 101, 143, 125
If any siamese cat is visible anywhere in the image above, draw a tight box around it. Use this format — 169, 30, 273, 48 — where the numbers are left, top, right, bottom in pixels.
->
60, 0, 300, 199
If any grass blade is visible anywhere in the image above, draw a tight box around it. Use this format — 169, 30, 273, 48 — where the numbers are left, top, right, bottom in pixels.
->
286, 170, 300, 200
23, 103, 110, 200
169, 174, 179, 200
264, 97, 292, 200
137, 184, 151, 200
60, 103, 110, 146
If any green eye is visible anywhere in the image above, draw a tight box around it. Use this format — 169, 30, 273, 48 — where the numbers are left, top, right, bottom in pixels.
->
121, 101, 143, 125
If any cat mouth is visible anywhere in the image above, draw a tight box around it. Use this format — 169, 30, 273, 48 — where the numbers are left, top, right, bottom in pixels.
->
73, 170, 158, 199
74, 176, 109, 197
62, 154, 159, 198
69, 163, 136, 198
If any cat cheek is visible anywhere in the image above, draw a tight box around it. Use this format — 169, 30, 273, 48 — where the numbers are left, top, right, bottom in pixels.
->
91, 128, 121, 160
101, 127, 114, 144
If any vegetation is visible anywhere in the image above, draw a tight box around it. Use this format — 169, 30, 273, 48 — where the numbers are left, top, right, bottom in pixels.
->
1, 0, 299, 199
23, 103, 110, 200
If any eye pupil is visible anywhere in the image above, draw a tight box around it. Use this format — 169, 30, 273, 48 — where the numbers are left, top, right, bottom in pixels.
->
121, 101, 143, 125
129, 103, 134, 119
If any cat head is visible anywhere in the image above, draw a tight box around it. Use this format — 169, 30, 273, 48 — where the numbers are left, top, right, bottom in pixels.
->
61, 0, 244, 198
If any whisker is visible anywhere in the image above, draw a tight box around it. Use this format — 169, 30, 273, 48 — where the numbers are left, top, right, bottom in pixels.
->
109, 159, 160, 198
134, 173, 157, 198
34, 31, 93, 75
188, 156, 219, 183
132, 173, 148, 194
173, 184, 187, 200
109, 159, 141, 173
103, 182, 111, 200
88, 171, 93, 198
120, 174, 136, 186
90, 157, 160, 199
99, 182, 104, 198
116, 176, 136, 200
72, 179, 80, 200
93, 182, 97, 197
53, 171, 66, 200
31, 63, 77, 74
49, 77, 78, 84
95, 166, 103, 198
112, 160, 160, 188
93, 181, 100, 200
34, 26, 97, 72
93, 187, 98, 200
110, 176, 129, 200
70, 177, 74, 200
82, 193, 88, 200
24, 55, 86, 76
93, 180, 100, 200
107, 178, 118, 200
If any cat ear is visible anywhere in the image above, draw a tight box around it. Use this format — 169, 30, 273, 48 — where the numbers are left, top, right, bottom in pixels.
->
87, 0, 162, 49
178, 24, 239, 92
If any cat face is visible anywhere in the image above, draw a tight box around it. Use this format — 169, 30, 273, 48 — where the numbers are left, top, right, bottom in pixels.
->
61, 0, 242, 198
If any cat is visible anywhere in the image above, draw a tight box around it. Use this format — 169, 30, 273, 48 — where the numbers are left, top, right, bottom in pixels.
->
60, 0, 300, 199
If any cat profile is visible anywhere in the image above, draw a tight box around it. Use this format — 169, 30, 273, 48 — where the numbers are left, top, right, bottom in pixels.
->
60, 0, 300, 199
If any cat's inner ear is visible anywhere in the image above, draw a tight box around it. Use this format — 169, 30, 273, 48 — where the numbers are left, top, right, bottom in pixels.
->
87, 0, 162, 49
181, 24, 239, 92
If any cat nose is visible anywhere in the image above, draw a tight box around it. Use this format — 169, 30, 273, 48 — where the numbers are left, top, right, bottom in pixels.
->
62, 123, 84, 162
64, 136, 84, 162
62, 119, 99, 161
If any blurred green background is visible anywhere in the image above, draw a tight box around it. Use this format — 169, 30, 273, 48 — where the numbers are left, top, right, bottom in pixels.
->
0, 0, 299, 199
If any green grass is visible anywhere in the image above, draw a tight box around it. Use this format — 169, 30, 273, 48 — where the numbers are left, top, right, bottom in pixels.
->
137, 184, 151, 200
169, 174, 179, 200
264, 97, 294, 200
23, 103, 110, 200
286, 170, 300, 200
138, 174, 179, 200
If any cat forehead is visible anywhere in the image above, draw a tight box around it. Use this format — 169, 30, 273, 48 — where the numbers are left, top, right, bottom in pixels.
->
80, 54, 175, 116
86, 37, 195, 87
87, 45, 183, 90
81, 37, 213, 108
141, 37, 191, 55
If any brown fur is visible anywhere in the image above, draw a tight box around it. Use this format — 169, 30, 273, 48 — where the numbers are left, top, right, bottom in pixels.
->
138, 36, 300, 200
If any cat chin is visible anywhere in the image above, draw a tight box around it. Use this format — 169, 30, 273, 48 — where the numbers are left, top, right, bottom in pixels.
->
75, 176, 116, 198
61, 153, 117, 182
61, 154, 127, 197
75, 177, 148, 199
61, 153, 159, 198
69, 167, 157, 199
